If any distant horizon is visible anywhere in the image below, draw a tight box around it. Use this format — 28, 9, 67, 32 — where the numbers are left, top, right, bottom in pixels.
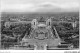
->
1, 11, 79, 14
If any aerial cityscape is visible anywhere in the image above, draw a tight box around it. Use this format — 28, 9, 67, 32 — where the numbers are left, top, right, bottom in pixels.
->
0, 0, 79, 50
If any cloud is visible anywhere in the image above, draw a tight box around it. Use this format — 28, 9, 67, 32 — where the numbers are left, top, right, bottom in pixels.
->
33, 2, 79, 12
33, 2, 62, 12
60, 2, 79, 9
1, 3, 35, 12
1, 0, 79, 12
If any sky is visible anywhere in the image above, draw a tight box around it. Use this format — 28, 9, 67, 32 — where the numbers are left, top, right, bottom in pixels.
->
1, 0, 80, 12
